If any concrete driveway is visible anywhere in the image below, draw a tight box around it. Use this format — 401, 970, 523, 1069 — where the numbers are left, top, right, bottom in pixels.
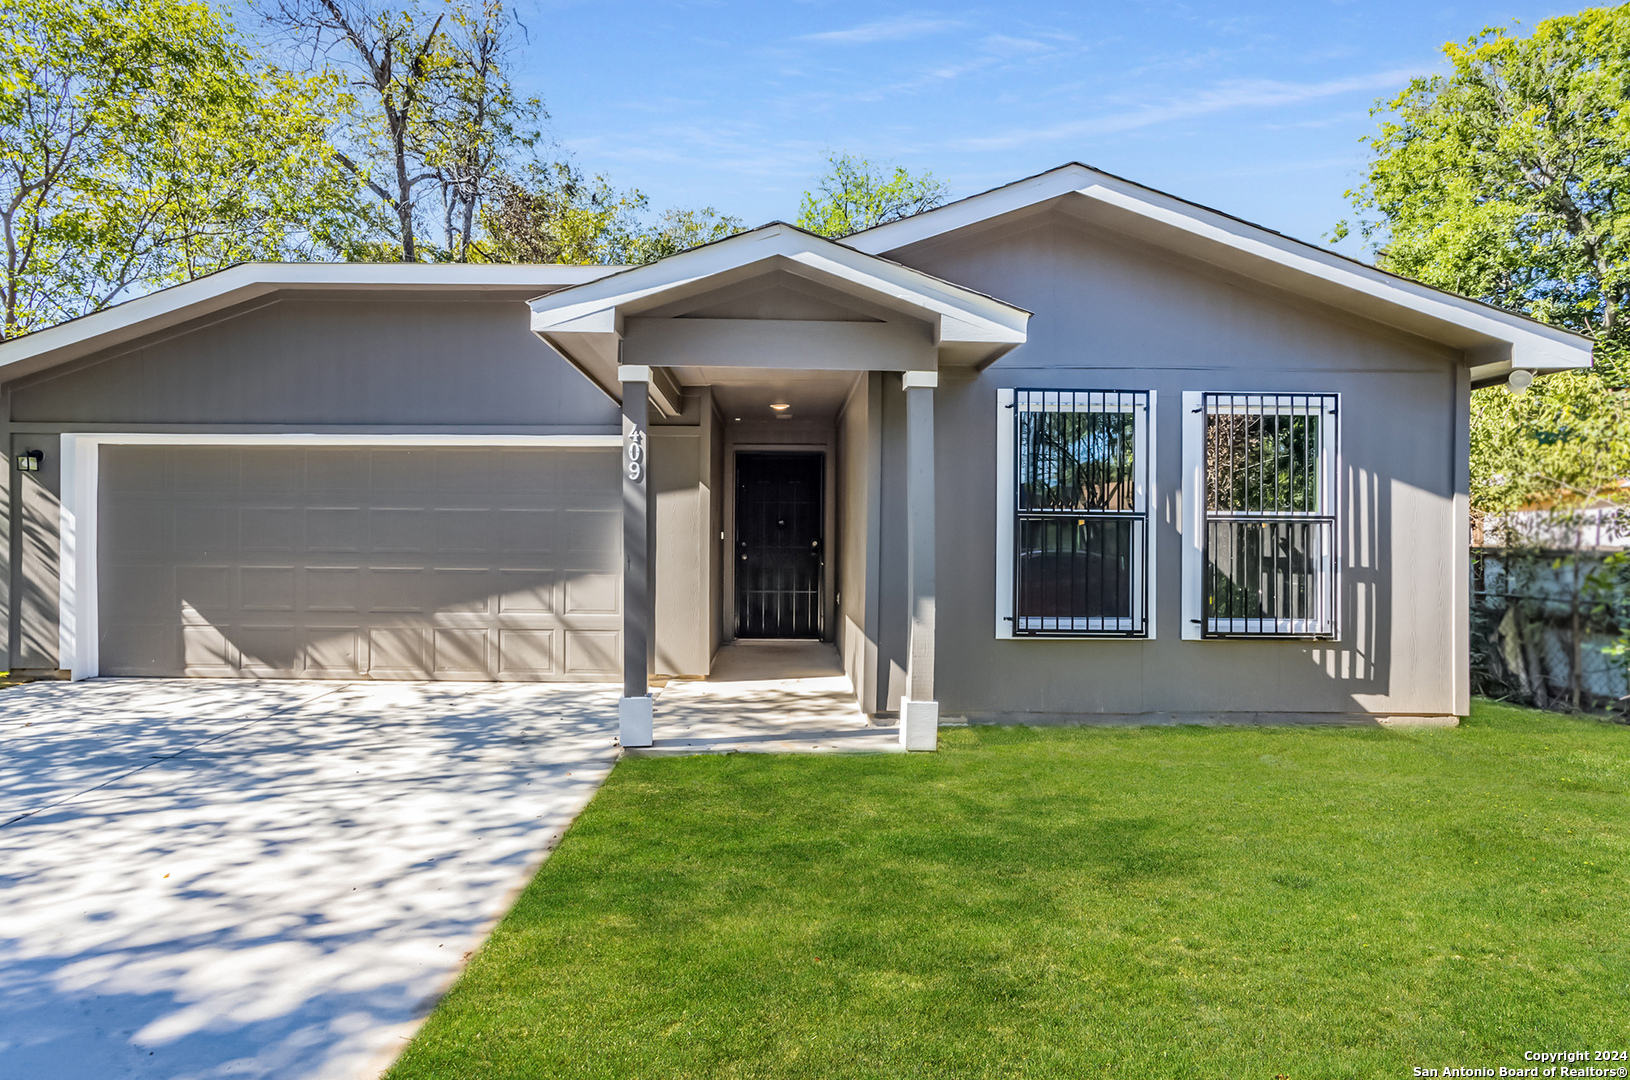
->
0, 679, 620, 1080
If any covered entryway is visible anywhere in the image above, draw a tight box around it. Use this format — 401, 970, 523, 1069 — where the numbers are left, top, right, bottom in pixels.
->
89, 442, 622, 680
528, 223, 1033, 750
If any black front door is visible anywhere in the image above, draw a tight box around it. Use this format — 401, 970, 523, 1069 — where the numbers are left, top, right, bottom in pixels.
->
735, 452, 824, 638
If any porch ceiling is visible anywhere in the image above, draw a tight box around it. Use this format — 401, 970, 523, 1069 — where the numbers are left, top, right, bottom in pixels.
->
528, 223, 1030, 407
689, 368, 862, 425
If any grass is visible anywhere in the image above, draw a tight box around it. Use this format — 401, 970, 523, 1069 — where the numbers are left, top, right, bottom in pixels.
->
389, 701, 1630, 1079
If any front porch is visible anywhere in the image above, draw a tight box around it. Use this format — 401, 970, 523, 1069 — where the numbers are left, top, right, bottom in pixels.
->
632, 640, 904, 755
527, 224, 1031, 752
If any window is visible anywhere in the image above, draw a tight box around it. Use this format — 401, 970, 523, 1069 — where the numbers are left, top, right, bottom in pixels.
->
1189, 392, 1338, 638
997, 389, 1152, 637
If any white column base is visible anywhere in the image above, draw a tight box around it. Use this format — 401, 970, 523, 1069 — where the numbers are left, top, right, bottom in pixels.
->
900, 700, 939, 752
619, 695, 653, 748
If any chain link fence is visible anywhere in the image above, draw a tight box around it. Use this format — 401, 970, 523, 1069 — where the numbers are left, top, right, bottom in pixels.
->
1471, 548, 1630, 713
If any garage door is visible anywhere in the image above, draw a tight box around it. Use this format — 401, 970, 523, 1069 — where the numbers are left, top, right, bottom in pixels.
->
97, 445, 622, 680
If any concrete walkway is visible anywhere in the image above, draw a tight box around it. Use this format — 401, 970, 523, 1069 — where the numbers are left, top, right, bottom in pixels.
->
644, 640, 902, 756
0, 680, 621, 1080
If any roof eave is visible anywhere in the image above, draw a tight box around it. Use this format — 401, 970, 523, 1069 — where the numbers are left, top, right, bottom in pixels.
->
527, 224, 1031, 347
0, 262, 623, 382
847, 163, 1593, 373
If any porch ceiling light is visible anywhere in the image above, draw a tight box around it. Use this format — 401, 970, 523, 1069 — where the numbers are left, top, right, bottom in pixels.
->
14, 449, 41, 472
769, 403, 790, 411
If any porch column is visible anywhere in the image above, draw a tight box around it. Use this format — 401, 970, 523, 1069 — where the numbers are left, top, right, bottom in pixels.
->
619, 365, 654, 748
901, 370, 938, 751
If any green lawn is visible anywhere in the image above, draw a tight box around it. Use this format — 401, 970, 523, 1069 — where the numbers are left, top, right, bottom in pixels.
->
389, 701, 1630, 1079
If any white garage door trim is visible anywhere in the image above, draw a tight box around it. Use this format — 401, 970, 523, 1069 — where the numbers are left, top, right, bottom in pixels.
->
58, 432, 622, 681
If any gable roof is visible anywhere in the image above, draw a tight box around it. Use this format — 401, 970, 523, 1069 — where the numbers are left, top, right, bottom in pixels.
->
0, 262, 619, 384
846, 163, 1593, 384
527, 222, 1031, 401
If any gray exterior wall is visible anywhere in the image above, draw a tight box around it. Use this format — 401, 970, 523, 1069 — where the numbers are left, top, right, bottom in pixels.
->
652, 389, 720, 677
886, 209, 1468, 721
3, 293, 620, 672
9, 297, 618, 429
836, 374, 881, 713
10, 434, 59, 671
3, 219, 1477, 720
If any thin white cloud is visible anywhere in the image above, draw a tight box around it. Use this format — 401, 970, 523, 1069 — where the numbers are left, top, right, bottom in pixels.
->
799, 16, 963, 45
955, 66, 1424, 150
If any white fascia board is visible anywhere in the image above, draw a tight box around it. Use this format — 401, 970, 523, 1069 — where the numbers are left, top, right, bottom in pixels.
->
1070, 181, 1589, 371
0, 261, 622, 378
528, 225, 1030, 346
849, 164, 1591, 372
848, 166, 1098, 254
781, 249, 1028, 343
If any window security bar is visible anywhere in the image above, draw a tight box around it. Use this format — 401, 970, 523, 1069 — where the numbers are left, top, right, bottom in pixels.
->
1013, 389, 1149, 637
1200, 392, 1337, 639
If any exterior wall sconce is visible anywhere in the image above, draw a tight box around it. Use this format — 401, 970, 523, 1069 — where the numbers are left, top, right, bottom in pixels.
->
15, 450, 42, 473
769, 403, 790, 411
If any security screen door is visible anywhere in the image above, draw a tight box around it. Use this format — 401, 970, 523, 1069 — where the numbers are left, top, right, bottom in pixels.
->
734, 452, 824, 638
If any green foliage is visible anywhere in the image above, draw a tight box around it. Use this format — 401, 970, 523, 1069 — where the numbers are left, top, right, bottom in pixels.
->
1471, 368, 1630, 516
258, 0, 501, 262
263, 0, 736, 265
1345, 7, 1630, 549
1205, 414, 1321, 512
796, 151, 950, 238
1019, 411, 1135, 511
1469, 369, 1630, 706
0, 0, 360, 338
477, 160, 741, 265
422, 0, 542, 261
390, 706, 1630, 1079
622, 205, 745, 264
1, 0, 743, 325
1343, 7, 1630, 384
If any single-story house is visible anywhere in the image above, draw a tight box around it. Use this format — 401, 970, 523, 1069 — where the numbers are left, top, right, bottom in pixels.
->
0, 164, 1593, 748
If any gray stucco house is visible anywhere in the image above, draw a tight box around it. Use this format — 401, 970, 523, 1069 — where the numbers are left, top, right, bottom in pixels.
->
0, 164, 1593, 748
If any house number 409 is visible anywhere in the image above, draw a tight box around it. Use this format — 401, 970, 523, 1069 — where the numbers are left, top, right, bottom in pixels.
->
626, 429, 646, 482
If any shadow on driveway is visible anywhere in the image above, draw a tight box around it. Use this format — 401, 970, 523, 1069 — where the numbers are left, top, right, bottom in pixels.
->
0, 679, 619, 1080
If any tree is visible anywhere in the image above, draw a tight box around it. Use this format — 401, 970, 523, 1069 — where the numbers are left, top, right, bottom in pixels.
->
419, 0, 541, 261
620, 205, 744, 263
262, 0, 543, 262
797, 152, 950, 238
0, 0, 357, 338
1471, 372, 1630, 706
478, 161, 740, 265
1342, 7, 1630, 384
261, 0, 451, 261
1343, 8, 1630, 709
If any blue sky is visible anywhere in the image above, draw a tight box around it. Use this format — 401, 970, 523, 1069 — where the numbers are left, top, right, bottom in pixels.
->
503, 0, 1579, 259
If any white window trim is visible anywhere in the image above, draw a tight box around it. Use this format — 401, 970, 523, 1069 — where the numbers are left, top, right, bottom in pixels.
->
1179, 392, 1340, 641
994, 389, 1156, 640
57, 432, 622, 681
